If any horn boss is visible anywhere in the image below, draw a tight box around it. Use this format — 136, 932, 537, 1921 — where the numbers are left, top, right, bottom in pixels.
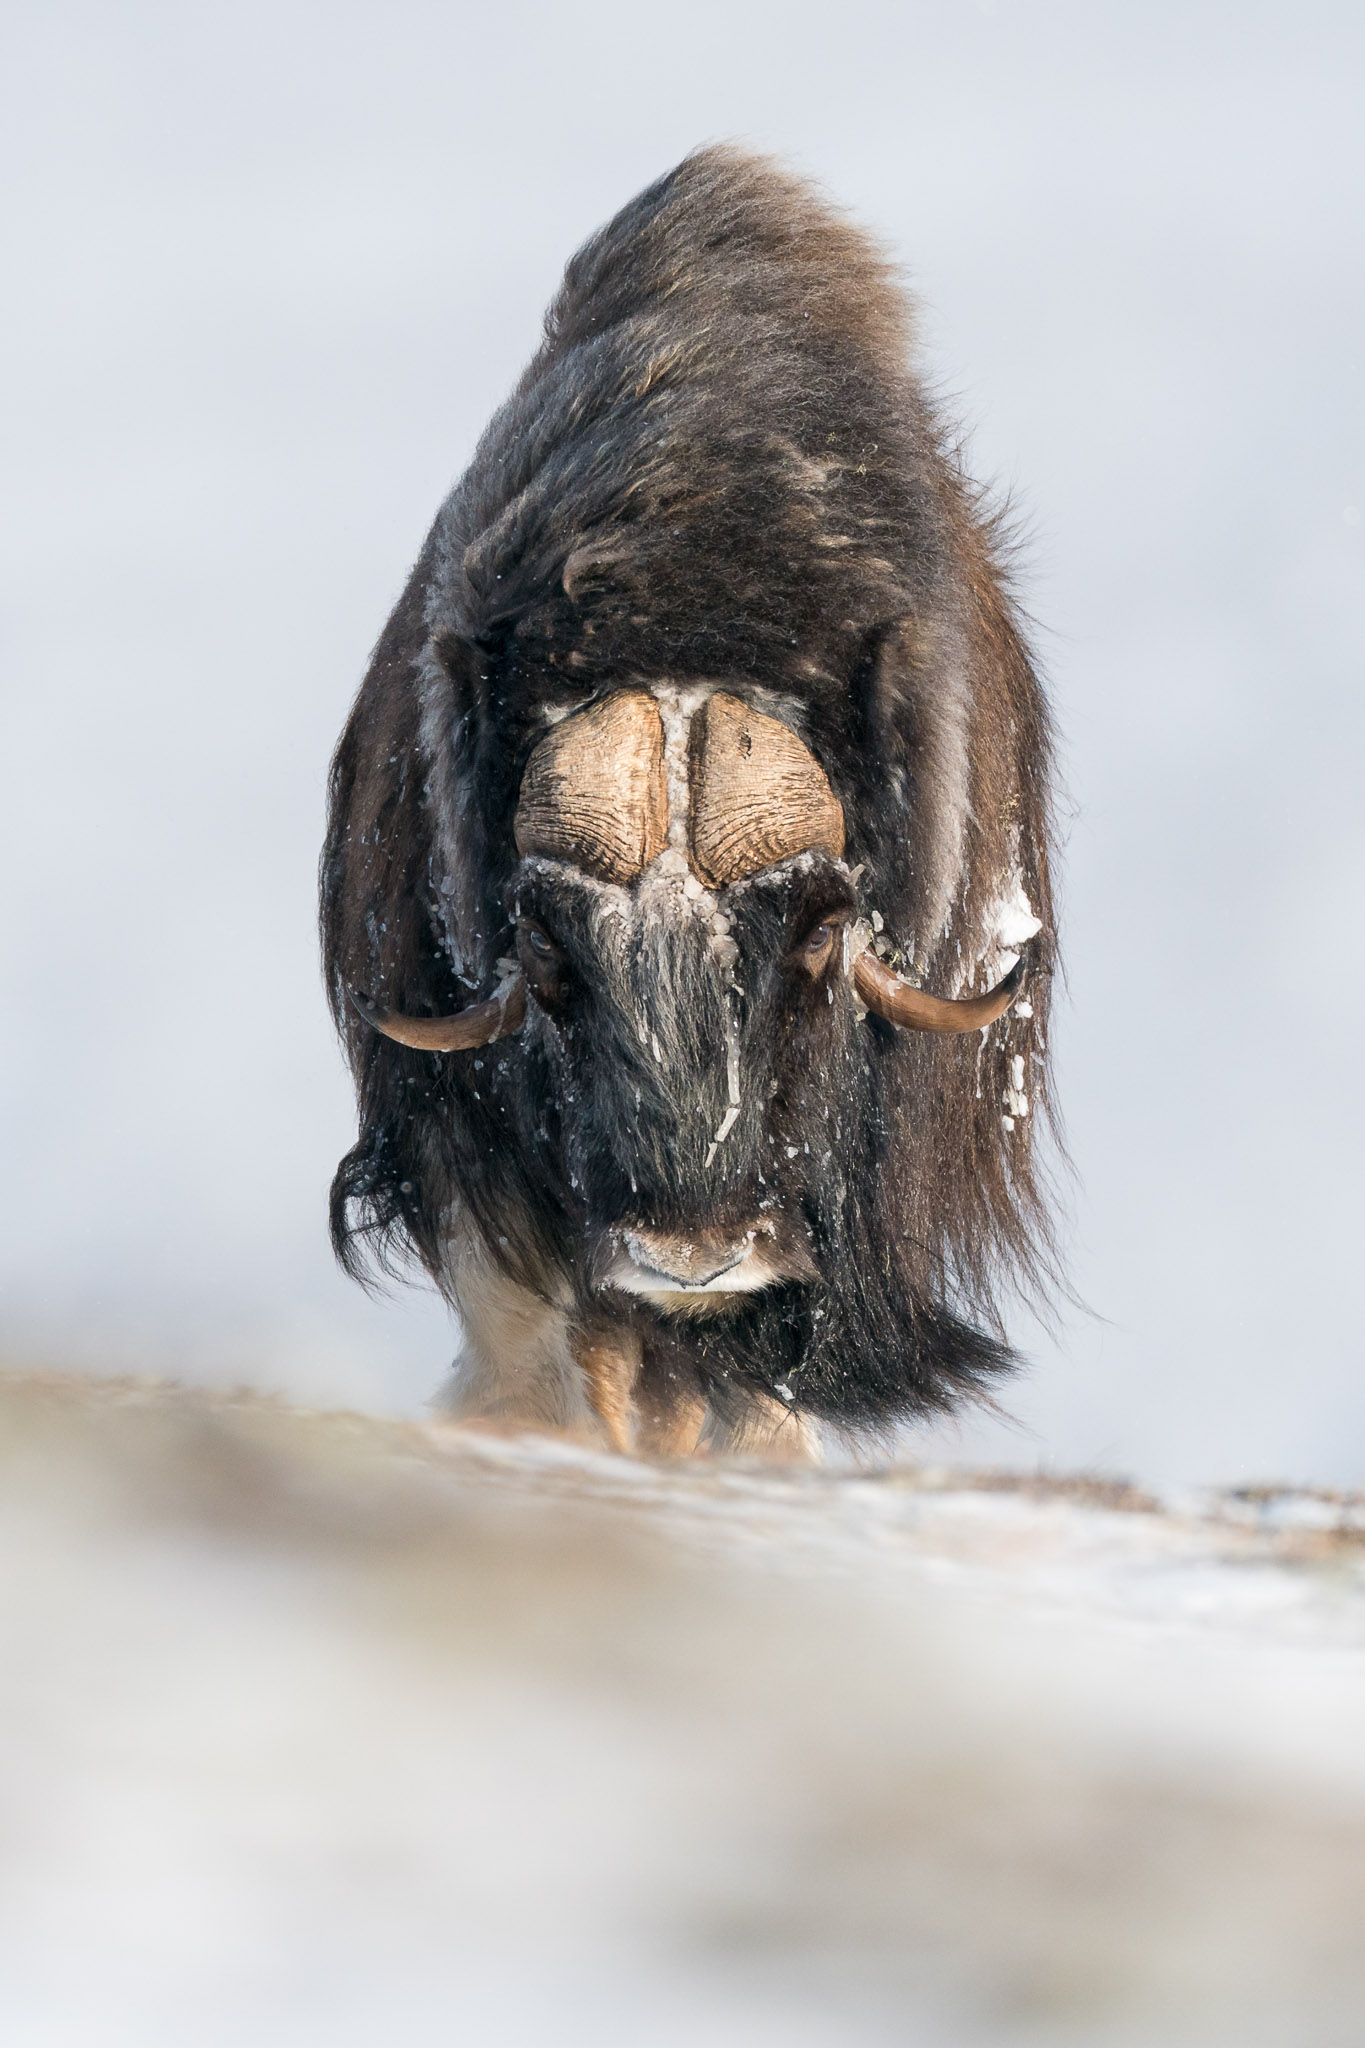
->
352, 685, 1025, 1045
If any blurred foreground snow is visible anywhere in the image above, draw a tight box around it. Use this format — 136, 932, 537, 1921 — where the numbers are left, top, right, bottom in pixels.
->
1, 1371, 1363, 2047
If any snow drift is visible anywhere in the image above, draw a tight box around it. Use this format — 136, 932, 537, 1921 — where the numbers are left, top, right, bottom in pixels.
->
1, 1370, 1363, 2047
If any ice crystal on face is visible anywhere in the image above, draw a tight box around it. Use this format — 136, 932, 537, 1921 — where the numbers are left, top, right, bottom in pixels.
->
995, 886, 1042, 950
702, 998, 745, 1171
651, 680, 714, 865
972, 875, 1043, 991
993, 904, 1038, 979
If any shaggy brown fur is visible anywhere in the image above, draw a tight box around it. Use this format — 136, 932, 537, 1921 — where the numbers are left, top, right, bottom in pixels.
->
321, 146, 1060, 1446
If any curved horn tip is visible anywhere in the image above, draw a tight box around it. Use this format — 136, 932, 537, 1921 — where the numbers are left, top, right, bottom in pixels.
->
852, 951, 1027, 1034
346, 977, 527, 1053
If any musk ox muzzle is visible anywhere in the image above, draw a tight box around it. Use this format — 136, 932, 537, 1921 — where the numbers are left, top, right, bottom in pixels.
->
597, 1216, 821, 1313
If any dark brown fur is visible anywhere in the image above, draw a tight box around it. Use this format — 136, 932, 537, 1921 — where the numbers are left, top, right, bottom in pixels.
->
321, 147, 1061, 1442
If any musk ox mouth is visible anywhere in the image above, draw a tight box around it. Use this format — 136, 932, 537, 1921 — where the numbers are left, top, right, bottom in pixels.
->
597, 1219, 819, 1316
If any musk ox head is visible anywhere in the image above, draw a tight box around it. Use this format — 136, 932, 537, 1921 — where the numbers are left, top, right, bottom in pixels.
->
321, 145, 1060, 1435
351, 684, 1024, 1321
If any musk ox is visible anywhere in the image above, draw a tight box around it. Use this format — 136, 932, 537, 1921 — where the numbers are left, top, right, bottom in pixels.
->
322, 146, 1059, 1457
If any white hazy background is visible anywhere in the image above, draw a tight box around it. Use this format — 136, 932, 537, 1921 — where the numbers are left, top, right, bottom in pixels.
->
1, 0, 1361, 1490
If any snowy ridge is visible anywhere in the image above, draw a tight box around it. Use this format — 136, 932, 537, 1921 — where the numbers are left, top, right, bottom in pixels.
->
2, 1370, 1363, 2047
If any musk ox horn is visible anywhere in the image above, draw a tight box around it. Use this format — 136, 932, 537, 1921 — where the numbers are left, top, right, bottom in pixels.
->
348, 976, 527, 1052
514, 690, 668, 884
853, 952, 1025, 1034
689, 693, 846, 888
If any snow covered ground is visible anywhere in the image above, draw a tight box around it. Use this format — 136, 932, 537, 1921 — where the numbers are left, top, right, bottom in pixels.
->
2, 1370, 1363, 2047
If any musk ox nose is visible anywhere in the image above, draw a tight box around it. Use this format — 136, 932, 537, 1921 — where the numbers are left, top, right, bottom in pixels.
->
622, 1227, 750, 1288
600, 1218, 817, 1306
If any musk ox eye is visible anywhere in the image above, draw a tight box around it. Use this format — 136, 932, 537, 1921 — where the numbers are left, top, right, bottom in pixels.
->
516, 920, 566, 985
796, 920, 839, 976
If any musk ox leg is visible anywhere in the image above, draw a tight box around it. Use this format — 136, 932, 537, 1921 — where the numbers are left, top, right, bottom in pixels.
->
438, 1230, 598, 1441
699, 1394, 820, 1464
629, 1332, 711, 1459
571, 1325, 643, 1455
635, 1392, 709, 1459
633, 1371, 709, 1459
571, 1323, 709, 1457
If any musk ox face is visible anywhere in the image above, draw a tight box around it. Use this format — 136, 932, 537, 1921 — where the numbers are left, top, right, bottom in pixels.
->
509, 680, 854, 1319
508, 840, 856, 1318
352, 677, 1023, 1341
